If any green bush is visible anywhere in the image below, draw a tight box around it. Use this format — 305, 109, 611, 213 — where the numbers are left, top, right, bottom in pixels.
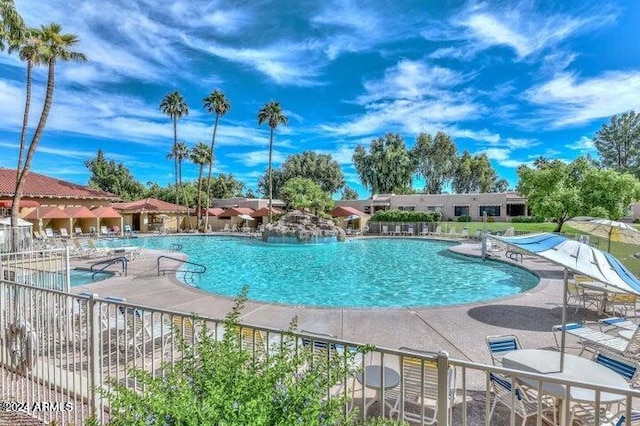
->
94, 286, 375, 426
510, 216, 545, 223
370, 209, 442, 223
456, 215, 471, 222
486, 217, 495, 223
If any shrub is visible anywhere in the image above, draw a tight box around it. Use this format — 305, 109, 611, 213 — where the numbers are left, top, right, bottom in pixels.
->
94, 286, 375, 426
510, 216, 545, 223
486, 217, 495, 223
369, 209, 442, 223
456, 215, 471, 222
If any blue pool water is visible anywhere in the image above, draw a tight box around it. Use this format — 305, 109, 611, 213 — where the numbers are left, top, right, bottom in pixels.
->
99, 236, 538, 308
70, 268, 114, 287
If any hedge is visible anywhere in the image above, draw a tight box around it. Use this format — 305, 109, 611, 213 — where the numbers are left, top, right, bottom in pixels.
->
370, 210, 442, 223
510, 215, 545, 223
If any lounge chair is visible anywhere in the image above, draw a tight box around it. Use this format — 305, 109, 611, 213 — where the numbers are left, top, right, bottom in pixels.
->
386, 349, 455, 425
124, 224, 132, 235
45, 228, 56, 238
552, 323, 638, 357
222, 224, 230, 232
598, 317, 638, 333
74, 227, 83, 236
382, 225, 390, 235
393, 225, 401, 235
429, 225, 442, 236
486, 334, 521, 366
460, 228, 469, 238
100, 226, 109, 237
231, 223, 238, 232
402, 226, 414, 236
59, 228, 69, 238
109, 226, 120, 237
118, 307, 173, 358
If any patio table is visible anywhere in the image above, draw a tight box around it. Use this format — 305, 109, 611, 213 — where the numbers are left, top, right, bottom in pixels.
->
578, 281, 627, 314
355, 365, 400, 416
503, 349, 630, 426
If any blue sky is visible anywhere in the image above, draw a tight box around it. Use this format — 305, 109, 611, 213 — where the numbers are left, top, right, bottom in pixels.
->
1, 0, 639, 198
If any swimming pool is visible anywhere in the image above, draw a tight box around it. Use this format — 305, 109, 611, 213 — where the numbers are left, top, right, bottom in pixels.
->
99, 236, 539, 308
70, 268, 114, 287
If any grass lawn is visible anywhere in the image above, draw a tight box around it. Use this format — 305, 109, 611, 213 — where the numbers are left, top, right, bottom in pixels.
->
449, 221, 640, 276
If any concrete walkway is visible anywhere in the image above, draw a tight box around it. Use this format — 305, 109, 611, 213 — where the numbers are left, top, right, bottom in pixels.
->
72, 236, 601, 367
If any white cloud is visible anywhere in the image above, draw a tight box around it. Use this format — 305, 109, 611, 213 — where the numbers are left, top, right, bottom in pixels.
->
227, 150, 287, 167
525, 71, 640, 126
565, 135, 596, 152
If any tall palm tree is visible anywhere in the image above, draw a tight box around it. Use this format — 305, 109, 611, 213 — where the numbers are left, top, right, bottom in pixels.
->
159, 91, 188, 230
190, 142, 212, 226
0, 0, 24, 51
9, 27, 45, 170
10, 23, 86, 235
202, 89, 230, 230
166, 141, 191, 229
257, 101, 288, 223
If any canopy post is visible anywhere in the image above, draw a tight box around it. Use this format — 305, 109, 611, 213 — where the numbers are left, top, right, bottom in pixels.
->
481, 235, 487, 260
560, 268, 568, 371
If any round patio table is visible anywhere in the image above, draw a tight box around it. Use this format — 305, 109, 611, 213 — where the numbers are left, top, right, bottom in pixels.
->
503, 349, 630, 426
355, 365, 400, 416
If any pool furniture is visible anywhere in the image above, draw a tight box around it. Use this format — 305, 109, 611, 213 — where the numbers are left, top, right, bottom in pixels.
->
577, 277, 629, 315
488, 372, 556, 426
486, 334, 521, 366
393, 225, 401, 235
552, 323, 631, 356
221, 224, 230, 232
118, 306, 173, 358
599, 317, 638, 334
45, 228, 55, 238
460, 228, 469, 238
100, 226, 109, 237
592, 351, 639, 385
172, 315, 198, 345
567, 281, 602, 313
386, 349, 455, 425
382, 225, 389, 235
74, 227, 83, 236
59, 228, 69, 238
503, 349, 631, 426
608, 293, 639, 319
356, 365, 400, 416
402, 226, 413, 236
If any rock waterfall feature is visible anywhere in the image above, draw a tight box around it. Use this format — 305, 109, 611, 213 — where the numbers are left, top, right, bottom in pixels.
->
262, 210, 345, 243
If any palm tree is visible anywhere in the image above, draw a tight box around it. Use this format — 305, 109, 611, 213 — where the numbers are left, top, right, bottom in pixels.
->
166, 141, 191, 230
9, 28, 45, 170
202, 89, 230, 231
10, 23, 86, 236
160, 91, 188, 230
189, 142, 211, 226
257, 101, 288, 223
0, 0, 24, 51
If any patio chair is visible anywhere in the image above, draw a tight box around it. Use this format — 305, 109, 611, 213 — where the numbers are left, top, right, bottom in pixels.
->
74, 227, 83, 236
568, 282, 603, 313
59, 228, 69, 238
124, 224, 132, 235
386, 350, 455, 425
486, 334, 522, 366
429, 225, 442, 236
45, 228, 55, 238
382, 225, 390, 235
608, 293, 638, 319
393, 225, 401, 235
593, 351, 639, 385
460, 228, 469, 238
172, 315, 198, 346
598, 317, 638, 334
489, 373, 557, 426
100, 226, 109, 237
222, 224, 230, 232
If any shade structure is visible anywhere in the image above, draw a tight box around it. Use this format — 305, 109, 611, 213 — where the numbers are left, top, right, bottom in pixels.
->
0, 199, 40, 208
567, 216, 640, 252
0, 217, 32, 227
331, 206, 368, 218
238, 214, 255, 221
250, 206, 283, 218
217, 207, 255, 219
491, 232, 640, 369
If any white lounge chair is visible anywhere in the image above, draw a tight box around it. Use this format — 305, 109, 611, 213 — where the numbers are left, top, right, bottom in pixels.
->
382, 225, 390, 235
59, 228, 69, 238
100, 226, 109, 237
45, 228, 56, 238
74, 227, 83, 236
552, 323, 638, 357
119, 307, 173, 358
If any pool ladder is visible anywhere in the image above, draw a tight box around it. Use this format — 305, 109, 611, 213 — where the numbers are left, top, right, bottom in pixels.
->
157, 255, 206, 288
89, 256, 128, 279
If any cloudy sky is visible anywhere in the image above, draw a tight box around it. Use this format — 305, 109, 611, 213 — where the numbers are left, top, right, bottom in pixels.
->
1, 0, 639, 197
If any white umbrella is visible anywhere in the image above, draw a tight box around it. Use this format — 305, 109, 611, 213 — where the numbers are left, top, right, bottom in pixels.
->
0, 217, 32, 227
238, 214, 255, 221
567, 216, 640, 252
344, 214, 360, 221
491, 232, 640, 370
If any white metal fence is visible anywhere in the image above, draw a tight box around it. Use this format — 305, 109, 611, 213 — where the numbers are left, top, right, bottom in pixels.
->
0, 248, 69, 292
1, 278, 640, 425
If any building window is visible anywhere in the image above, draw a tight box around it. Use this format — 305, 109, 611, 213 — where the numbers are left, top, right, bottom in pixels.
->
479, 205, 501, 217
398, 206, 415, 211
454, 206, 469, 217
426, 206, 442, 212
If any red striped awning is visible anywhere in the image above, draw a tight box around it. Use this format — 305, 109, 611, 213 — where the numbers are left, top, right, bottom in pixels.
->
0, 199, 41, 208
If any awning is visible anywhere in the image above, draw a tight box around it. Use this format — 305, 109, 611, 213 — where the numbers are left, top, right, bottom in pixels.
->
493, 232, 640, 295
0, 199, 40, 208
64, 206, 97, 218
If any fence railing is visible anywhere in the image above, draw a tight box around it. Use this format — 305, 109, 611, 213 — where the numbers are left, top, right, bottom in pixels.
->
0, 248, 69, 292
1, 279, 639, 425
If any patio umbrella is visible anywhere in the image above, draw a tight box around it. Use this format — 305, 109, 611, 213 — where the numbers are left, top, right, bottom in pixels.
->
566, 216, 640, 253
238, 214, 255, 221
490, 232, 640, 370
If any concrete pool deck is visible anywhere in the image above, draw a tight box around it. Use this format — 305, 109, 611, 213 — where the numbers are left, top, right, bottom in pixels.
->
72, 235, 603, 365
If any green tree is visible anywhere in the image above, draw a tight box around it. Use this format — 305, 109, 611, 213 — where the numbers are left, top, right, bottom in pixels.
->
85, 149, 145, 201
159, 90, 189, 223
201, 174, 245, 199
411, 131, 457, 194
257, 100, 288, 223
190, 142, 212, 225
258, 151, 345, 198
279, 177, 334, 216
451, 151, 505, 193
10, 23, 86, 234
593, 111, 640, 175
203, 89, 230, 230
516, 157, 640, 232
9, 27, 45, 171
0, 0, 24, 50
341, 186, 359, 200
166, 141, 191, 228
352, 133, 414, 196
245, 188, 256, 198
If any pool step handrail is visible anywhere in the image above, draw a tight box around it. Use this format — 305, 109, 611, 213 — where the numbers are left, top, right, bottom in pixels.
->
89, 256, 128, 278
157, 255, 206, 278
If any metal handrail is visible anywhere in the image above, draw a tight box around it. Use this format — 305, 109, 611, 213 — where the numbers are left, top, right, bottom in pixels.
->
89, 256, 128, 278
157, 255, 206, 277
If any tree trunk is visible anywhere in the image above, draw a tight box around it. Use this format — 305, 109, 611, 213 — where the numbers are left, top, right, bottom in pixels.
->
268, 127, 274, 223
204, 114, 219, 231
553, 215, 567, 233
196, 164, 203, 227
173, 117, 179, 232
178, 159, 192, 230
10, 58, 56, 250
17, 60, 33, 171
